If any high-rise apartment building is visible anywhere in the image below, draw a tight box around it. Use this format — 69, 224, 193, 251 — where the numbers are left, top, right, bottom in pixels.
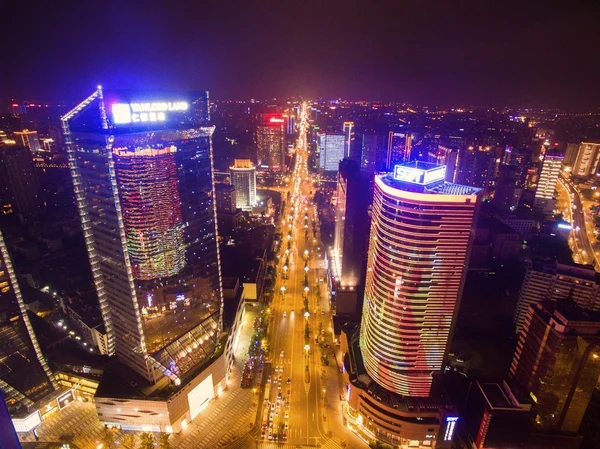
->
230, 158, 257, 211
514, 261, 600, 334
318, 133, 345, 171
0, 143, 43, 222
360, 162, 481, 398
573, 142, 600, 177
510, 300, 600, 433
256, 114, 285, 172
533, 151, 563, 213
62, 87, 225, 433
13, 129, 41, 153
331, 159, 371, 316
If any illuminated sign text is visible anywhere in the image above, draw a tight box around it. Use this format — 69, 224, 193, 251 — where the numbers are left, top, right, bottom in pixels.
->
112, 101, 189, 125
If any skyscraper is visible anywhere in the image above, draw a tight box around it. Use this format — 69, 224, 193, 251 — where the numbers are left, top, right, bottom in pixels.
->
13, 129, 41, 153
360, 162, 481, 397
510, 300, 600, 433
230, 158, 257, 211
533, 151, 563, 213
63, 87, 225, 433
256, 114, 286, 171
0, 143, 43, 222
318, 133, 345, 171
331, 159, 371, 315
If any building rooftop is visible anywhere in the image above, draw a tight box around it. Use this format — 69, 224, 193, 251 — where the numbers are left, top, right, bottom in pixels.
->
95, 334, 227, 400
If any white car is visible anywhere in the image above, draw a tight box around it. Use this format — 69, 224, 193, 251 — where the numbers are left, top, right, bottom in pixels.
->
283, 311, 287, 317
280, 351, 284, 358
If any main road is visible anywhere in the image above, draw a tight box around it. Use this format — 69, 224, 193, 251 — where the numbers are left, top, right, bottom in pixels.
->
254, 103, 336, 446
557, 173, 599, 268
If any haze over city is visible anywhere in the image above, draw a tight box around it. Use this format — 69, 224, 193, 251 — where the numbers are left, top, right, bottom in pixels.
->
2, 1, 600, 107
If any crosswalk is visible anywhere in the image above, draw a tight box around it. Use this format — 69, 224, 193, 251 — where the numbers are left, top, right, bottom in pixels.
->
254, 438, 342, 449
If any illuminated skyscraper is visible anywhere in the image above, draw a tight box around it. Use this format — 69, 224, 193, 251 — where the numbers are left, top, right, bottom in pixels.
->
230, 158, 257, 211
256, 114, 285, 171
533, 150, 563, 213
360, 162, 481, 397
63, 87, 225, 433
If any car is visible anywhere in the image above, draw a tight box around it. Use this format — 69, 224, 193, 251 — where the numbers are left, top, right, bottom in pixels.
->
280, 351, 284, 358
290, 310, 295, 316
283, 311, 287, 317
287, 377, 291, 384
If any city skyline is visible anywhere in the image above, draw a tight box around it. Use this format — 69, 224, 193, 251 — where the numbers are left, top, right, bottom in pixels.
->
1, 1, 600, 109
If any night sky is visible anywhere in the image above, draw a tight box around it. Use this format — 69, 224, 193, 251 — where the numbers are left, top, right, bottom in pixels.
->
1, 0, 600, 108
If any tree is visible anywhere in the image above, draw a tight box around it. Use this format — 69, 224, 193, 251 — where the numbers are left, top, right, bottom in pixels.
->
121, 434, 137, 449
158, 433, 171, 449
102, 428, 117, 449
139, 433, 154, 449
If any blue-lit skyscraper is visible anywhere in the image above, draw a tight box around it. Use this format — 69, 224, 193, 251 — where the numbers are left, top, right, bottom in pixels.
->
62, 88, 223, 384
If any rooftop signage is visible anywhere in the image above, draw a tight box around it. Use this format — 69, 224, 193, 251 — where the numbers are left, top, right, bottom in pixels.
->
393, 164, 446, 185
111, 101, 189, 125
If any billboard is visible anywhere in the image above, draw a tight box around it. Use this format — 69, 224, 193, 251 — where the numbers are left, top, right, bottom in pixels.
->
111, 101, 189, 125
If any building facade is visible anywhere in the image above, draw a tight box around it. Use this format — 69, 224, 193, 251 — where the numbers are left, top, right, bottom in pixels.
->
360, 162, 481, 398
230, 158, 257, 212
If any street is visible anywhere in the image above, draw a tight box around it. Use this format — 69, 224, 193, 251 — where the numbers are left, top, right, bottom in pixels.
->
557, 174, 599, 268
